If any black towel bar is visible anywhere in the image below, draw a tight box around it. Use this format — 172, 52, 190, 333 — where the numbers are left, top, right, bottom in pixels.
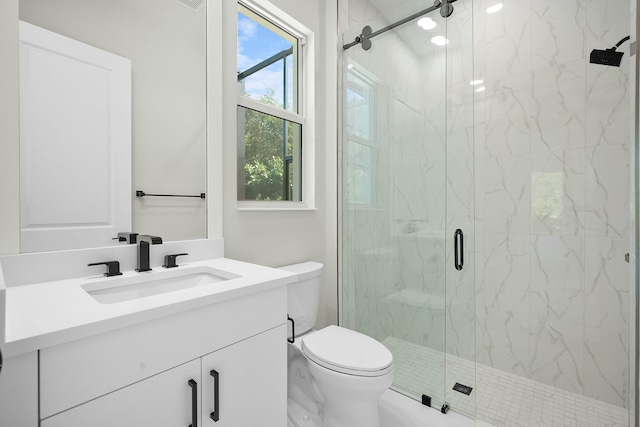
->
136, 190, 205, 199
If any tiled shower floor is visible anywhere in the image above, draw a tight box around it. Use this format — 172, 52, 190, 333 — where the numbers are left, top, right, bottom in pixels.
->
382, 337, 629, 427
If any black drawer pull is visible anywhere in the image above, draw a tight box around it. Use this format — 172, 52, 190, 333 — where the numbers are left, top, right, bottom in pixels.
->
210, 369, 220, 422
188, 379, 198, 427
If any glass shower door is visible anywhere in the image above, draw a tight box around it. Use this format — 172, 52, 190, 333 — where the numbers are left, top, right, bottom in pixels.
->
442, 0, 476, 417
340, 0, 476, 416
340, 1, 450, 410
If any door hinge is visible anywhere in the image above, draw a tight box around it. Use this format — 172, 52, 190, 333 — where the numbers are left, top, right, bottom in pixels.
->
421, 394, 431, 407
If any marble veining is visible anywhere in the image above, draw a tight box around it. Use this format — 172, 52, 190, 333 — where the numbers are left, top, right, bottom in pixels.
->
530, 148, 585, 236
586, 66, 630, 147
484, 0, 532, 81
484, 154, 531, 233
531, 0, 586, 70
585, 144, 631, 238
529, 317, 585, 395
484, 74, 531, 157
530, 235, 585, 324
531, 60, 586, 153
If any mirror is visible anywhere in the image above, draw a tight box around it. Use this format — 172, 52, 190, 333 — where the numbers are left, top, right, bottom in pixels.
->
18, 0, 207, 252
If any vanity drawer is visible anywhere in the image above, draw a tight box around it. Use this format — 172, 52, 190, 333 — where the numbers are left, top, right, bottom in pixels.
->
39, 286, 286, 419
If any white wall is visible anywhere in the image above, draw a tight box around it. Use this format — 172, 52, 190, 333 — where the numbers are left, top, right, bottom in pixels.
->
0, 3, 21, 411
221, 0, 338, 329
0, 1, 20, 257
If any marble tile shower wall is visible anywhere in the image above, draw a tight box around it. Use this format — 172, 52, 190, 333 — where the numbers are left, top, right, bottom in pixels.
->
473, 0, 631, 408
341, 0, 631, 410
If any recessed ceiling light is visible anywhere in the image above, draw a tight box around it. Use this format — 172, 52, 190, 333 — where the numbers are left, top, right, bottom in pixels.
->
417, 17, 437, 30
475, 86, 486, 92
347, 63, 354, 70
470, 80, 484, 86
431, 36, 449, 46
486, 3, 503, 13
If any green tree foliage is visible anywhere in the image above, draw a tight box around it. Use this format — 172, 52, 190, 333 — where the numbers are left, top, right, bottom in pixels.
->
242, 89, 293, 200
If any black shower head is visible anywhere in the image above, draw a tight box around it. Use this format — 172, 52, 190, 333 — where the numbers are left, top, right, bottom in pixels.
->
589, 48, 624, 67
589, 36, 630, 67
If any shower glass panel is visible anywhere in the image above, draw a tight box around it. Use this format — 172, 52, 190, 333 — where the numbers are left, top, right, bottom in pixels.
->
340, 0, 475, 415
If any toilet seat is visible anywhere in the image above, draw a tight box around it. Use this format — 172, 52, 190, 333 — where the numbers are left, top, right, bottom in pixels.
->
301, 325, 393, 377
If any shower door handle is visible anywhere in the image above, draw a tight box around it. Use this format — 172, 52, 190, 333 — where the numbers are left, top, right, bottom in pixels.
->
454, 229, 464, 271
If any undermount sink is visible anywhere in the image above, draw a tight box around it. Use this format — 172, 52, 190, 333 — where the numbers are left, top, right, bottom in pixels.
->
82, 266, 241, 304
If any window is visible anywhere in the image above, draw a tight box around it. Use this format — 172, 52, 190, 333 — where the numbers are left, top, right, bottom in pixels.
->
346, 67, 375, 205
236, 3, 305, 203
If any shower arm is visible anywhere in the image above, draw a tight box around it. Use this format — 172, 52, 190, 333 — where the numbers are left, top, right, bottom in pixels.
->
613, 35, 631, 50
343, 0, 457, 51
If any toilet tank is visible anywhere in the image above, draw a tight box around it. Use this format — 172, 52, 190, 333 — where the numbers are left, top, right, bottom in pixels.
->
279, 262, 323, 337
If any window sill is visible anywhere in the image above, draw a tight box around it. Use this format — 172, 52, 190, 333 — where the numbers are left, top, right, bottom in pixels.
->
237, 200, 316, 211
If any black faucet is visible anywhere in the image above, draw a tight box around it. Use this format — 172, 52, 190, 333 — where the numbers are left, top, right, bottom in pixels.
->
136, 235, 163, 272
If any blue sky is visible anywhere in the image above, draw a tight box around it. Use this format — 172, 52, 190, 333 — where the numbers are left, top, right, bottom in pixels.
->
237, 12, 294, 107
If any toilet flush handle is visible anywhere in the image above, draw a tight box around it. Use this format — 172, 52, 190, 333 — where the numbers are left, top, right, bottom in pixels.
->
287, 316, 295, 343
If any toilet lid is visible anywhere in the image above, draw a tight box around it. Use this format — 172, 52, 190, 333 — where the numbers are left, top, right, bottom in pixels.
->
301, 325, 393, 377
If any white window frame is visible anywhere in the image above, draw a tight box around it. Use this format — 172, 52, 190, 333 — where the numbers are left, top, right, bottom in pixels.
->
236, 0, 315, 211
345, 61, 380, 209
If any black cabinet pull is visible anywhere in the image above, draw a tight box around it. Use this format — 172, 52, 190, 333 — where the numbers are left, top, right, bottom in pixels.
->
287, 315, 295, 343
188, 379, 198, 427
454, 229, 464, 271
210, 370, 220, 422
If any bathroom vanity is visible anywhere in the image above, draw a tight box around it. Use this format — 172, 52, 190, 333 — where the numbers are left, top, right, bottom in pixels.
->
0, 239, 294, 426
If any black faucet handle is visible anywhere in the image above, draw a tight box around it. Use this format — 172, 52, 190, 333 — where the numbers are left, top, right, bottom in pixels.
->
113, 232, 138, 244
88, 261, 123, 277
163, 253, 189, 269
139, 235, 163, 245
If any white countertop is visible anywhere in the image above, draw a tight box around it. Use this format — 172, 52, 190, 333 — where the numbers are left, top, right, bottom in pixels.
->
3, 257, 296, 357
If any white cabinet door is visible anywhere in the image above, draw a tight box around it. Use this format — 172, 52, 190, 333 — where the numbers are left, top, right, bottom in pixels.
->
201, 325, 287, 426
0, 353, 38, 427
41, 359, 201, 427
19, 20, 131, 253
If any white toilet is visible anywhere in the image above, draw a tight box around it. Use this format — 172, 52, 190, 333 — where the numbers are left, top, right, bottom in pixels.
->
280, 262, 394, 427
